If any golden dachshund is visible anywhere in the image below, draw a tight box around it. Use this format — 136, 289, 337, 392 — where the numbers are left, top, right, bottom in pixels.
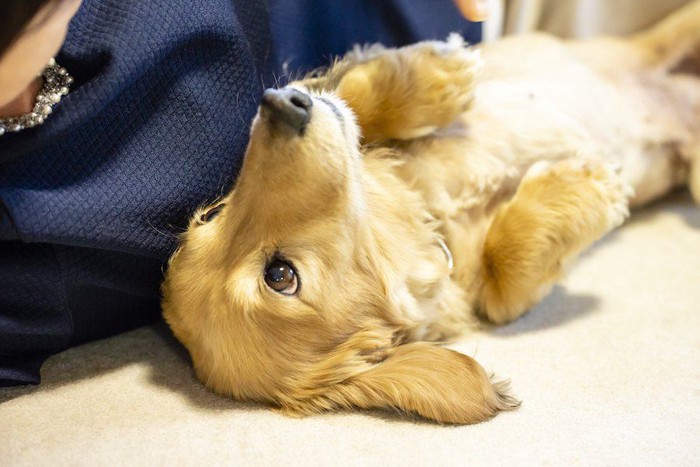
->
162, 2, 700, 424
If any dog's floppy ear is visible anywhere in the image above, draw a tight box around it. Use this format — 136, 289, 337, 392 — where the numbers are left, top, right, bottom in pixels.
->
288, 342, 519, 424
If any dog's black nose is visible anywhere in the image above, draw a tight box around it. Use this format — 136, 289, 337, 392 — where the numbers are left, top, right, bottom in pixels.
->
261, 88, 313, 133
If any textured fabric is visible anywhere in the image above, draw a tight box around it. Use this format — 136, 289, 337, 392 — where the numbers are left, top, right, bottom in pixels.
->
0, 193, 697, 464
0, 0, 480, 386
270, 0, 482, 75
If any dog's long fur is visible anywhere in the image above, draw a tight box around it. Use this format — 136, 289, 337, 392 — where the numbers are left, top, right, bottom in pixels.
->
162, 2, 700, 424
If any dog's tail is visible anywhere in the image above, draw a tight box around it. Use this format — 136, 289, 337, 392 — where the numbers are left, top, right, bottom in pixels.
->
634, 0, 700, 74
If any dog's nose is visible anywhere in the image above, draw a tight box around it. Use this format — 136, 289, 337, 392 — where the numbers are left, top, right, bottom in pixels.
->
261, 88, 313, 133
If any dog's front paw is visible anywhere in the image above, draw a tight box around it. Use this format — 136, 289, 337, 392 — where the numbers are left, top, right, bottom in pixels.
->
548, 159, 634, 232
336, 35, 481, 142
480, 158, 632, 324
417, 34, 481, 107
394, 35, 481, 138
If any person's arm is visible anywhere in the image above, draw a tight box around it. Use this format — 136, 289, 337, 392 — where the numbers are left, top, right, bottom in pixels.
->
453, 0, 489, 21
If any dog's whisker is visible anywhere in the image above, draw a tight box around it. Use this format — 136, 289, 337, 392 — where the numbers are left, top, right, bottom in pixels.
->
147, 221, 180, 241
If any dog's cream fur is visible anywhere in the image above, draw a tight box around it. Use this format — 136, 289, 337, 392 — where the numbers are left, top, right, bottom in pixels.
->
162, 2, 700, 424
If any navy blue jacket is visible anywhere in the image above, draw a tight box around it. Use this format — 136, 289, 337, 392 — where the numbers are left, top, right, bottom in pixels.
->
0, 0, 479, 386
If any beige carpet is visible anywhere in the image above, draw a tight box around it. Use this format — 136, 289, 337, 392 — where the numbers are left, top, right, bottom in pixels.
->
1, 192, 699, 466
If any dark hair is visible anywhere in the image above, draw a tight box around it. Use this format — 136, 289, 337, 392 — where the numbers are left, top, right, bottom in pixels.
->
0, 0, 65, 57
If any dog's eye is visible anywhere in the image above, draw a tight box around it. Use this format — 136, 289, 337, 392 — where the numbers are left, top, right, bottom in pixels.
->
199, 203, 225, 223
264, 259, 298, 295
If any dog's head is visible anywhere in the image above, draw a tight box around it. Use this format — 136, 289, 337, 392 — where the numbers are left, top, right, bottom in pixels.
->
162, 86, 512, 423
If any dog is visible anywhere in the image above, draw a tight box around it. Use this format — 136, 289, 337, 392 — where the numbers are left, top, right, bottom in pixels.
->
162, 2, 700, 424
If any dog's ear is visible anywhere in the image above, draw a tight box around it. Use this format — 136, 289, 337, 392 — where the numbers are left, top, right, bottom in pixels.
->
286, 342, 519, 424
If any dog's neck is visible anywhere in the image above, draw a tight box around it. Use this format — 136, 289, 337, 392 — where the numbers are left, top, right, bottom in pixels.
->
359, 148, 475, 340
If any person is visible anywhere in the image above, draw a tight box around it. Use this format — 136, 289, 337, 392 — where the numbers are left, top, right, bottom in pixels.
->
0, 1, 82, 127
0, 0, 483, 387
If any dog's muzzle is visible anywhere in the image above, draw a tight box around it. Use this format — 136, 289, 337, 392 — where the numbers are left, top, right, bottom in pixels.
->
261, 88, 313, 134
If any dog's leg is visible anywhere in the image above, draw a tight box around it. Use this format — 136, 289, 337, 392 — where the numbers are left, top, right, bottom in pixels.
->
636, 0, 700, 69
634, 1, 700, 204
327, 35, 480, 143
478, 159, 633, 324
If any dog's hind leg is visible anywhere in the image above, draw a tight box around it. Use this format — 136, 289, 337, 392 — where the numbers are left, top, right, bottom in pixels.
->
478, 159, 634, 324
636, 0, 700, 70
634, 1, 700, 205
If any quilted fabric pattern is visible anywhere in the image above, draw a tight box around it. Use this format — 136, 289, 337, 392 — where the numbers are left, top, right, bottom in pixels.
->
0, 0, 269, 256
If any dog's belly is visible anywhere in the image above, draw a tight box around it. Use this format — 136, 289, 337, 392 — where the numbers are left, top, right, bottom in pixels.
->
469, 35, 694, 205
468, 78, 687, 204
